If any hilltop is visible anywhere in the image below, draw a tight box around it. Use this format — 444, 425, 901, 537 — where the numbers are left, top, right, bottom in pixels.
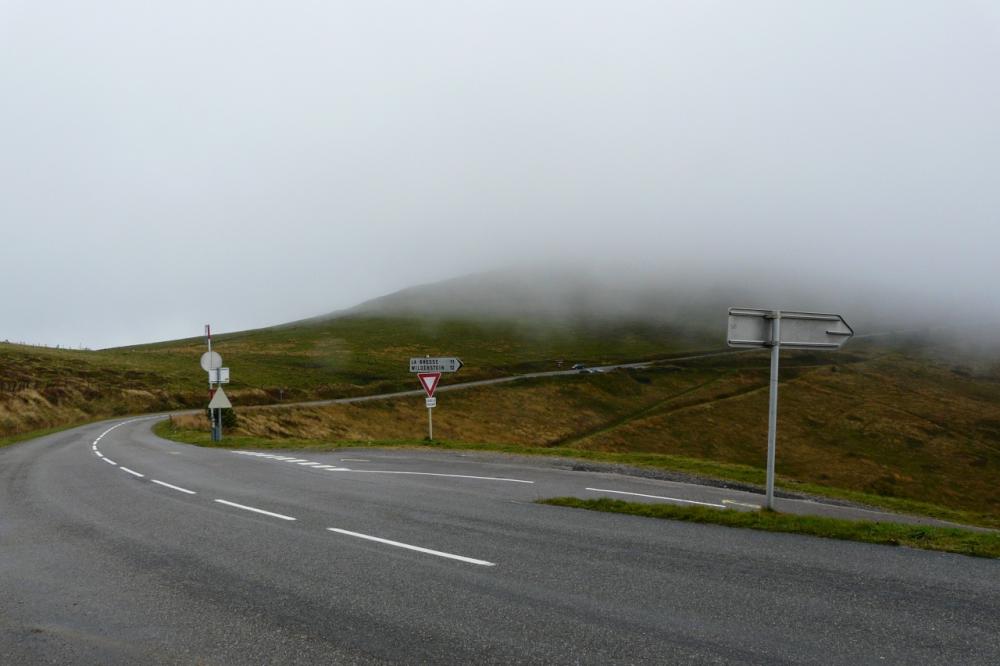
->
2, 267, 993, 445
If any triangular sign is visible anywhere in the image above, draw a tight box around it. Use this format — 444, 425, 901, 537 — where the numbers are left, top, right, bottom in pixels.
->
418, 372, 441, 398
208, 386, 232, 409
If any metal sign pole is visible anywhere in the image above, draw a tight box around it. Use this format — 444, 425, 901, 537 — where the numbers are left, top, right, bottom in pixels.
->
206, 324, 218, 442
428, 406, 433, 440
765, 311, 781, 510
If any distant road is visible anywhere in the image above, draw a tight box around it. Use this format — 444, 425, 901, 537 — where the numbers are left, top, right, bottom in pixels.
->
2, 419, 998, 663
259, 347, 760, 410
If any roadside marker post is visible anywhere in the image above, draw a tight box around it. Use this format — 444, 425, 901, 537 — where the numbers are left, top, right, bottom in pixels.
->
727, 308, 854, 509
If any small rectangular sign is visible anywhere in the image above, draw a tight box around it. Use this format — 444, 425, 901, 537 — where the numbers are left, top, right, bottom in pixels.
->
410, 357, 463, 373
425, 397, 437, 409
208, 367, 230, 383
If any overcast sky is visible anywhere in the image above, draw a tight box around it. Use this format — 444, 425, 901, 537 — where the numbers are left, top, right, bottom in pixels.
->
2, 1, 998, 348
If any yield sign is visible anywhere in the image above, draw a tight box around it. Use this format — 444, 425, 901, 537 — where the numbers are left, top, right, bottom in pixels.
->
208, 386, 232, 409
418, 372, 441, 398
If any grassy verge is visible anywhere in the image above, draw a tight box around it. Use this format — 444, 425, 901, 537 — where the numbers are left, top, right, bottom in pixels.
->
152, 419, 1000, 530
538, 498, 1000, 559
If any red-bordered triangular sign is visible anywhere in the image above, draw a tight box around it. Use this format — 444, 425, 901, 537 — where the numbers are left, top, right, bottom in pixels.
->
418, 372, 441, 397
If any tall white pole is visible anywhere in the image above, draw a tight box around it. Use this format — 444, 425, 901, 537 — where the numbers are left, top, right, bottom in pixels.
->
765, 311, 781, 510
428, 406, 433, 440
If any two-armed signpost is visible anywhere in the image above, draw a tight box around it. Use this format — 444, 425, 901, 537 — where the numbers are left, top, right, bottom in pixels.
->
727, 308, 853, 510
410, 357, 463, 440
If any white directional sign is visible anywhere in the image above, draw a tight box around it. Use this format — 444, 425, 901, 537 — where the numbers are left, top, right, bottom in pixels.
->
410, 357, 463, 373
727, 308, 853, 350
425, 397, 437, 409
727, 307, 853, 511
200, 351, 223, 371
208, 386, 232, 409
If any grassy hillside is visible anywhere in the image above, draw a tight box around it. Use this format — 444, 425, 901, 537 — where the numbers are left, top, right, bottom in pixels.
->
161, 341, 1000, 525
0, 315, 710, 439
4, 274, 998, 529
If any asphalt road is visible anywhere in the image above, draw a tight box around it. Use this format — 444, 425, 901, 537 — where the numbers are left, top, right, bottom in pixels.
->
2, 418, 998, 664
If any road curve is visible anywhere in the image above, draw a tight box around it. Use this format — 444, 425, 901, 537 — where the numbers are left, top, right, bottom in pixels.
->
1, 419, 998, 664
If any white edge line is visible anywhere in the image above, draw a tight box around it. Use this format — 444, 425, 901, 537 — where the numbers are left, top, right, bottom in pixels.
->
214, 499, 296, 521
722, 499, 761, 509
102, 458, 117, 466
585, 488, 726, 508
152, 480, 197, 495
120, 466, 144, 478
341, 470, 533, 484
328, 528, 495, 567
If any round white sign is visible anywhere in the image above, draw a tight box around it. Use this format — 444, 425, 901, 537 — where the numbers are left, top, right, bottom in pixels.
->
200, 351, 223, 371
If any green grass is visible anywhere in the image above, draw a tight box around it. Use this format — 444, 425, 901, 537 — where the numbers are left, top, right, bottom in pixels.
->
5, 303, 999, 533
1, 315, 712, 438
538, 498, 1000, 559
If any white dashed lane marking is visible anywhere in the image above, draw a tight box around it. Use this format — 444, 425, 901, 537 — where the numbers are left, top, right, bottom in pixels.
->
120, 466, 144, 478
214, 499, 297, 521
152, 480, 197, 495
328, 528, 496, 567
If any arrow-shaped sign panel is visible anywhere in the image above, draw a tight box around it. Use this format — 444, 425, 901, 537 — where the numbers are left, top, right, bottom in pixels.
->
417, 372, 442, 398
410, 357, 463, 373
727, 308, 853, 350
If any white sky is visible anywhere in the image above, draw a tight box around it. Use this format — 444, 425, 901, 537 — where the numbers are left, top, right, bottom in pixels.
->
2, 1, 998, 348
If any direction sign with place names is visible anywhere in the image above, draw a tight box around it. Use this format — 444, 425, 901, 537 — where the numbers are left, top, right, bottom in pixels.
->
410, 357, 463, 373
418, 372, 441, 398
727, 308, 853, 350
727, 306, 853, 511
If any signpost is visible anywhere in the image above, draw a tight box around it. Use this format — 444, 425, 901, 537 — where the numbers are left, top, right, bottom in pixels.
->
410, 357, 463, 373
418, 372, 441, 440
409, 357, 463, 439
727, 308, 854, 509
203, 325, 233, 442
